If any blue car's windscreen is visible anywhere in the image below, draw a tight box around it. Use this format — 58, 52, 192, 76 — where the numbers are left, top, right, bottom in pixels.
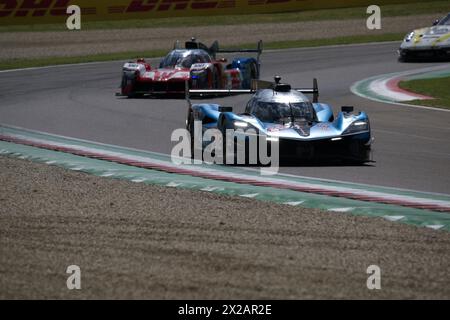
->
251, 102, 316, 123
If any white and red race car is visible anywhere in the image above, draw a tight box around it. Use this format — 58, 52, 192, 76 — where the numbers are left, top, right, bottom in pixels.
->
120, 38, 262, 97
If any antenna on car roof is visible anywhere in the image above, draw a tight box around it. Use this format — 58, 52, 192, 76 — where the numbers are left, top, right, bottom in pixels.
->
273, 76, 291, 93
191, 37, 197, 48
272, 76, 281, 95
274, 76, 281, 84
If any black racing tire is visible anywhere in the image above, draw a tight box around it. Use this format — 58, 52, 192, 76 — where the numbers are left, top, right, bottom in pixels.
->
349, 142, 372, 164
120, 74, 128, 90
187, 110, 195, 160
121, 72, 143, 98
127, 93, 144, 99
219, 116, 231, 165
221, 126, 230, 165
250, 61, 258, 80
398, 55, 410, 63
398, 51, 412, 63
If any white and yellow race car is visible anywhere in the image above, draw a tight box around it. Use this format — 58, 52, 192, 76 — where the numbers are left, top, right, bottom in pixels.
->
399, 13, 450, 61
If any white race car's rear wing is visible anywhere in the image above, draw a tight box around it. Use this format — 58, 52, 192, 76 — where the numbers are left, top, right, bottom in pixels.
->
296, 78, 319, 103
188, 77, 319, 103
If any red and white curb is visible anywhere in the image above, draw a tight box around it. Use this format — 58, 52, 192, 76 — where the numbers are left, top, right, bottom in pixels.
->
369, 75, 432, 102
1, 132, 450, 213
351, 65, 450, 111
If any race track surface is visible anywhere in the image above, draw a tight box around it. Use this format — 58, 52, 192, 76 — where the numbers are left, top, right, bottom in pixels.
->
1, 42, 449, 193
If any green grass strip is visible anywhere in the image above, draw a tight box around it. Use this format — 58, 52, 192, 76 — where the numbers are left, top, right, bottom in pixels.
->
0, 33, 403, 71
399, 76, 450, 110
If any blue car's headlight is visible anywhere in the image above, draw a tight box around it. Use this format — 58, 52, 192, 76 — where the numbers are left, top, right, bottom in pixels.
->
404, 32, 415, 42
234, 121, 248, 128
344, 120, 370, 135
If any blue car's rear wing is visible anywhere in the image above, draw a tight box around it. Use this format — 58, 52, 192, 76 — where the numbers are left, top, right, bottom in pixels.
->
177, 38, 263, 79
212, 40, 263, 79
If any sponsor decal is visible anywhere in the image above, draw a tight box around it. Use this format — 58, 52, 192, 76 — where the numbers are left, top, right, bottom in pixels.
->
0, 0, 419, 25
191, 63, 210, 70
126, 0, 220, 13
267, 124, 284, 133
316, 123, 331, 131
0, 0, 72, 18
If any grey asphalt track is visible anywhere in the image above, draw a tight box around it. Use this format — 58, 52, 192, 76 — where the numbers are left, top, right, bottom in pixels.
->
1, 42, 449, 193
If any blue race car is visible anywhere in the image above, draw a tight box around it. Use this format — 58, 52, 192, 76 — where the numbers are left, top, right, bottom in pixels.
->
186, 76, 373, 163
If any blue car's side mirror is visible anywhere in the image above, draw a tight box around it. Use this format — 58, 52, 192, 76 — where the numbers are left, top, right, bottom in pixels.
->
433, 19, 440, 26
219, 106, 233, 113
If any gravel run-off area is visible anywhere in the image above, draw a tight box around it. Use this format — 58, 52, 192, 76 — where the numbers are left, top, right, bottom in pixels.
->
0, 14, 438, 61
1, 156, 449, 299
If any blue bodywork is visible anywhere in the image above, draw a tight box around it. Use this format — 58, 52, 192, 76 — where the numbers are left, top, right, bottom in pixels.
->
189, 100, 372, 162
192, 103, 369, 139
229, 57, 259, 89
